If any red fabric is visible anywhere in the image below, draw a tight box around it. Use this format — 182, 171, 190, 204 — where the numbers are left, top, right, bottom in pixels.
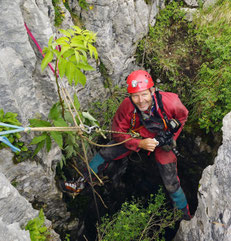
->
111, 91, 188, 164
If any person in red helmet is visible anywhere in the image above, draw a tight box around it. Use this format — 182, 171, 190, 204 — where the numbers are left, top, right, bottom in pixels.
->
60, 70, 191, 220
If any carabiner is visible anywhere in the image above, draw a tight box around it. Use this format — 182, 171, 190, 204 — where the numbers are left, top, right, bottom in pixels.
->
81, 125, 99, 134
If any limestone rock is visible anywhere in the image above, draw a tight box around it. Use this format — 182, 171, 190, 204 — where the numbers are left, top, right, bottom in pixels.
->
174, 112, 231, 241
0, 148, 72, 232
0, 172, 60, 240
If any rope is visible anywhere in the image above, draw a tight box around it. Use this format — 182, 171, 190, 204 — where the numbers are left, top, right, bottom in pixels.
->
22, 23, 143, 219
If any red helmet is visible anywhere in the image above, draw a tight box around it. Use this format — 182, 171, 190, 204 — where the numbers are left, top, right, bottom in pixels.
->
126, 70, 154, 93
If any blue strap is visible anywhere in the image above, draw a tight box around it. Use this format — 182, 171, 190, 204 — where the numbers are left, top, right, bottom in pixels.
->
0, 122, 25, 135
0, 122, 27, 153
0, 136, 21, 153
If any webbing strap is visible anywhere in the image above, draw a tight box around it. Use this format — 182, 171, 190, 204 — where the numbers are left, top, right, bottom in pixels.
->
0, 122, 27, 152
0, 136, 21, 153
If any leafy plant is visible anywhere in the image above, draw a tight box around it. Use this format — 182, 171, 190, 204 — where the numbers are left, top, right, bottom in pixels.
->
97, 187, 182, 241
41, 25, 97, 84
78, 0, 90, 10
52, 0, 92, 27
189, 0, 231, 132
29, 102, 99, 168
25, 209, 50, 241
29, 25, 99, 167
52, 0, 65, 27
0, 109, 28, 153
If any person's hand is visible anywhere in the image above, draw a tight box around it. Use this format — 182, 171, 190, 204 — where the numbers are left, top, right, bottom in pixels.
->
138, 138, 159, 152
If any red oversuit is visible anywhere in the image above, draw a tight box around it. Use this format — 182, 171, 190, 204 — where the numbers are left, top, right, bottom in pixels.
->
95, 91, 190, 212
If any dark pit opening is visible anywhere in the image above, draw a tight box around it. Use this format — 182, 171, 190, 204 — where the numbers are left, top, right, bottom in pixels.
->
57, 130, 221, 241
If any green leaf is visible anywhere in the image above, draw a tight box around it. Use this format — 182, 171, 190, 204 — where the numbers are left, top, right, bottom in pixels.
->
29, 119, 52, 127
0, 109, 4, 120
73, 93, 80, 110
55, 36, 70, 45
21, 146, 28, 152
39, 226, 47, 233
74, 68, 86, 86
50, 132, 63, 149
76, 62, 95, 71
64, 111, 74, 125
53, 119, 68, 127
4, 112, 18, 119
46, 135, 52, 152
48, 36, 54, 47
59, 158, 63, 169
57, 45, 71, 58
75, 50, 80, 64
65, 145, 75, 158
71, 37, 87, 49
32, 140, 45, 157
63, 49, 75, 59
67, 28, 76, 36
65, 62, 75, 85
30, 135, 47, 145
48, 103, 61, 121
82, 112, 98, 122
58, 57, 67, 78
88, 43, 98, 60
41, 50, 53, 72
58, 29, 71, 38
72, 26, 83, 34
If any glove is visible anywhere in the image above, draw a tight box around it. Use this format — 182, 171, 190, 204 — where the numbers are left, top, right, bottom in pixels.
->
161, 139, 176, 152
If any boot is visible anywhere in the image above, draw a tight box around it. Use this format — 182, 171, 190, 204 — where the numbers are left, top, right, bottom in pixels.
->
180, 204, 192, 221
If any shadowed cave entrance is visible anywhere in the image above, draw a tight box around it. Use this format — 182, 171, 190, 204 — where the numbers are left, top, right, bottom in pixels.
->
58, 130, 221, 241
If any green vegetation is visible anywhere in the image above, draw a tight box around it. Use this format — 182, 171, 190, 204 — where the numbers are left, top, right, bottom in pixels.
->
29, 102, 99, 168
52, 0, 91, 27
52, 0, 65, 27
191, 0, 231, 132
97, 187, 182, 241
137, 0, 231, 133
25, 209, 50, 241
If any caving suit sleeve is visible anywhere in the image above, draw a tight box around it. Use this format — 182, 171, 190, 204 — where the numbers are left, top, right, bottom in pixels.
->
111, 98, 141, 152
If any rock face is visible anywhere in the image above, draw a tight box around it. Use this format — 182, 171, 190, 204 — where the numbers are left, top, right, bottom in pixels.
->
0, 0, 225, 239
71, 0, 164, 85
0, 148, 72, 232
175, 112, 231, 241
0, 0, 162, 235
0, 172, 60, 241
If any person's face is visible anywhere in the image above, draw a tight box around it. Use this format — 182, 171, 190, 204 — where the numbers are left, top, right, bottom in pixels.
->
130, 89, 153, 111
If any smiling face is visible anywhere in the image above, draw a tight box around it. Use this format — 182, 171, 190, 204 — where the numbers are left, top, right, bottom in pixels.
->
130, 89, 154, 112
